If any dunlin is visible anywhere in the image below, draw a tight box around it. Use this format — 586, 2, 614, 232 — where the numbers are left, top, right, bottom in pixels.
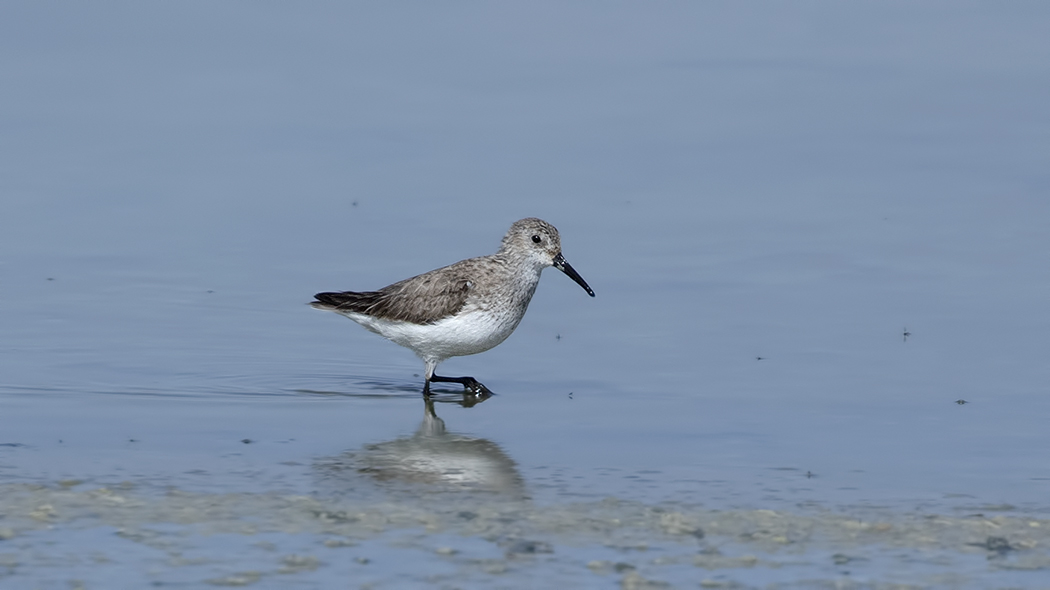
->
312, 218, 594, 395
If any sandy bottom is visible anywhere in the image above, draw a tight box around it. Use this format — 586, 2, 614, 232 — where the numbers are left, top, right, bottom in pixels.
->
1, 482, 1048, 589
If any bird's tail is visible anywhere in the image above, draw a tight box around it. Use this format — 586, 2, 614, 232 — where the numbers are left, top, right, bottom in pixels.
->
310, 291, 381, 313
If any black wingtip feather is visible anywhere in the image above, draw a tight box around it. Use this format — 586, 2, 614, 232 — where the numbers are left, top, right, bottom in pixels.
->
310, 290, 382, 314
313, 292, 343, 306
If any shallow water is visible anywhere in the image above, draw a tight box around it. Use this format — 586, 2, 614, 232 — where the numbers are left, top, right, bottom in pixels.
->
3, 3, 1050, 588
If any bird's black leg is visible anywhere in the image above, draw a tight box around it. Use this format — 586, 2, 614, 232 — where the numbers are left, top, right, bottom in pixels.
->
430, 374, 479, 390
430, 374, 491, 395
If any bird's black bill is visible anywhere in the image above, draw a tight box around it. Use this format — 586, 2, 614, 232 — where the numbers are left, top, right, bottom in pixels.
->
553, 252, 595, 297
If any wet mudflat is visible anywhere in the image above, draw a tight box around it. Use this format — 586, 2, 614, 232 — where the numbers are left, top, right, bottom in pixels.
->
3, 3, 1050, 588
2, 480, 1050, 589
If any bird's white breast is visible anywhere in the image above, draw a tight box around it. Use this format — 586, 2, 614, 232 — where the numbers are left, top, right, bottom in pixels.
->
344, 306, 525, 363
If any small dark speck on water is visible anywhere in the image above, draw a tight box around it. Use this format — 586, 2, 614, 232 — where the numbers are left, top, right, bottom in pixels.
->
903, 327, 911, 342
207, 290, 214, 294
806, 471, 815, 478
47, 277, 54, 281
128, 439, 138, 443
970, 536, 1014, 554
568, 392, 573, 400
555, 333, 561, 341
505, 539, 553, 556
756, 356, 764, 361
955, 399, 968, 405
241, 439, 253, 444
351, 201, 359, 207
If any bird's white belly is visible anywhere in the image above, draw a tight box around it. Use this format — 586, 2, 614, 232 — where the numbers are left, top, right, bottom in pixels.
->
347, 308, 522, 362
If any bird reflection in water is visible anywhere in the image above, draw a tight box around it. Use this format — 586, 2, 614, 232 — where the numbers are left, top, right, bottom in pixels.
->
315, 389, 526, 499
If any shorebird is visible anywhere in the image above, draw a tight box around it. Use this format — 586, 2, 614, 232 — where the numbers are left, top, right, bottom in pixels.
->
311, 218, 594, 395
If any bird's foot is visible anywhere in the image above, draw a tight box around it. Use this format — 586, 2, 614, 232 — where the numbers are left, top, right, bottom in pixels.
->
461, 378, 493, 397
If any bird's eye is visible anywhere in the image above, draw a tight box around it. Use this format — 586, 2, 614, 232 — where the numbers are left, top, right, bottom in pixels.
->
531, 235, 541, 243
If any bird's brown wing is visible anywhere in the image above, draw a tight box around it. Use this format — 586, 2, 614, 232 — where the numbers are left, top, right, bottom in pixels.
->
312, 264, 473, 325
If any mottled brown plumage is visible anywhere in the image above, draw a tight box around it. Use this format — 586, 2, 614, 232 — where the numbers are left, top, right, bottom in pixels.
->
312, 261, 474, 325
